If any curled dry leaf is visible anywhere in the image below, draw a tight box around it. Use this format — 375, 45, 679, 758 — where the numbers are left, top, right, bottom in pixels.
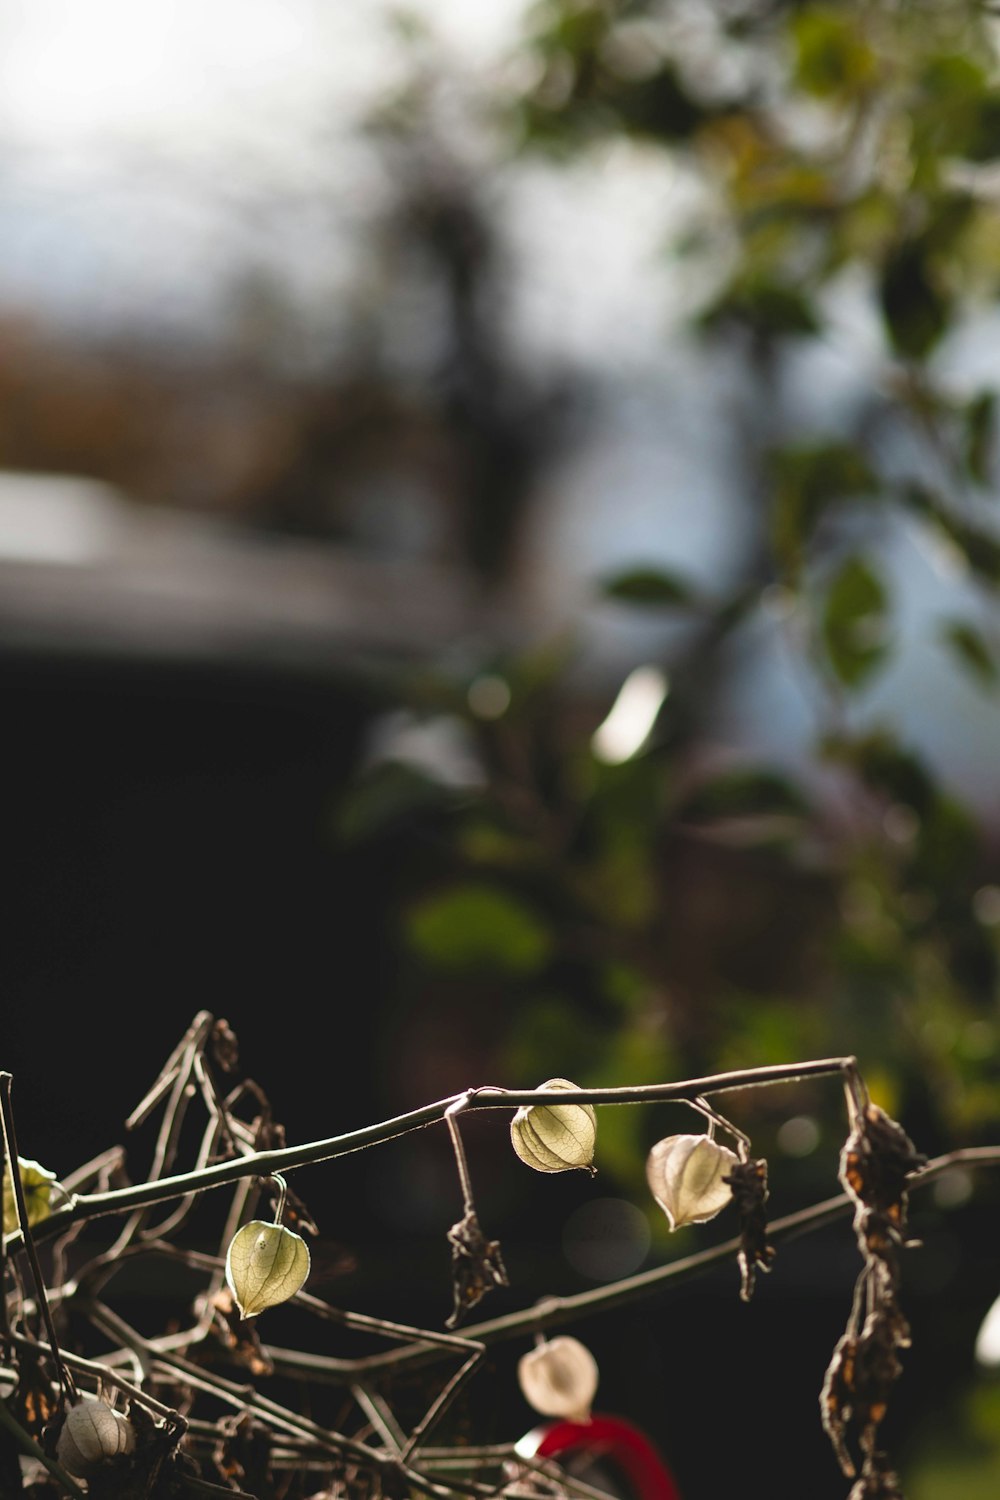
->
518, 1336, 599, 1422
10, 1342, 59, 1437
646, 1134, 738, 1230
445, 1209, 509, 1329
820, 1100, 925, 1484
225, 1219, 311, 1319
510, 1079, 597, 1176
724, 1155, 776, 1301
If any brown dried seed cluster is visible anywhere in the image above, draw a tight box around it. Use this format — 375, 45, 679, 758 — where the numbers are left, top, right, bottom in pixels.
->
446, 1209, 510, 1329
723, 1156, 776, 1302
821, 1102, 926, 1494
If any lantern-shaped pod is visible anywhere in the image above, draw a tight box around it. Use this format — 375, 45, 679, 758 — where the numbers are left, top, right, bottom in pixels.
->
646, 1134, 738, 1230
56, 1399, 136, 1477
518, 1336, 599, 1422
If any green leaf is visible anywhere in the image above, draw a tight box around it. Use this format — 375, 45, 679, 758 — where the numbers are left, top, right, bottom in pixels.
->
503, 631, 579, 706
911, 55, 1000, 165
225, 1220, 310, 1319
598, 566, 696, 607
966, 392, 997, 485
792, 7, 878, 99
911, 796, 978, 890
964, 92, 1000, 163
614, 65, 707, 143
405, 885, 552, 975
821, 555, 890, 687
699, 280, 820, 340
942, 620, 998, 688
678, 768, 809, 822
951, 522, 1000, 584
822, 730, 937, 816
880, 239, 950, 359
900, 484, 1000, 585
771, 442, 879, 570
334, 762, 456, 845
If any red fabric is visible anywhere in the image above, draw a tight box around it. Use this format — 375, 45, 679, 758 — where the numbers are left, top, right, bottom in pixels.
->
519, 1414, 683, 1500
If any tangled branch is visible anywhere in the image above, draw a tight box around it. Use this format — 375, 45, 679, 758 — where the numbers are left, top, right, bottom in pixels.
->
1, 1014, 995, 1500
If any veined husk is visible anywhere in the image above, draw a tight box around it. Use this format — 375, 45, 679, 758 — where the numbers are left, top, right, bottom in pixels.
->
646, 1133, 738, 1230
225, 1219, 311, 1318
56, 1399, 136, 1476
510, 1078, 597, 1175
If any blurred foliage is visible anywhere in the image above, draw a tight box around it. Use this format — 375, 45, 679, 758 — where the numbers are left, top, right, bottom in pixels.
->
904, 1380, 1000, 1497
336, 0, 1000, 1173
344, 17, 1000, 1463
330, 32, 1000, 1487
4, 4, 1000, 1488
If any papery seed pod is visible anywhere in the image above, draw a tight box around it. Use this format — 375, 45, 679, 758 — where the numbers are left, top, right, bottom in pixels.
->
646, 1133, 739, 1230
225, 1219, 311, 1319
510, 1078, 597, 1176
2, 1156, 57, 1235
518, 1336, 599, 1422
55, 1398, 136, 1477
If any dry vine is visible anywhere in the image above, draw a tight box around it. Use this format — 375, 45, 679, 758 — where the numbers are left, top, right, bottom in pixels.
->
1, 1012, 996, 1500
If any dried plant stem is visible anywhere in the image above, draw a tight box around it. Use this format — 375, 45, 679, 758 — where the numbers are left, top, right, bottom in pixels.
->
352, 1381, 407, 1452
0, 1077, 8, 1342
688, 1095, 751, 1156
339, 1144, 1000, 1379
180, 1479, 260, 1500
401, 1347, 483, 1462
0, 1072, 77, 1403
5, 1327, 179, 1421
446, 1096, 476, 1215
264, 1172, 288, 1225
27, 1057, 859, 1245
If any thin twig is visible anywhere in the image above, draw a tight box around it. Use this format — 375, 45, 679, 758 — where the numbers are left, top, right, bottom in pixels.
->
0, 1073, 77, 1403
124, 1011, 214, 1131
26, 1058, 859, 1244
446, 1095, 476, 1216
5, 1026, 996, 1500
139, 1113, 224, 1243
0, 1076, 8, 1342
5, 1327, 181, 1422
339, 1144, 1000, 1379
351, 1381, 406, 1453
688, 1095, 751, 1156
402, 1347, 483, 1462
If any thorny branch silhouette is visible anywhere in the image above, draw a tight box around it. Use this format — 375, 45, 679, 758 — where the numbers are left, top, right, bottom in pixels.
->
1, 1012, 996, 1500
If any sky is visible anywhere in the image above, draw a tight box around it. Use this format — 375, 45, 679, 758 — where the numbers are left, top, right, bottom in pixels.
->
0, 0, 997, 811
0, 0, 696, 364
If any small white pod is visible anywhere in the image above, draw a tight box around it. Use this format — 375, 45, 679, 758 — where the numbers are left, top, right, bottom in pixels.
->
646, 1133, 739, 1230
56, 1399, 136, 1477
518, 1335, 599, 1422
510, 1079, 597, 1176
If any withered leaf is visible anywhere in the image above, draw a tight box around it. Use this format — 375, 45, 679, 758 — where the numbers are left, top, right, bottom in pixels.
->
848, 1451, 905, 1499
723, 1156, 775, 1302
210, 1018, 240, 1074
9, 1345, 59, 1438
206, 1287, 275, 1376
840, 1105, 926, 1239
445, 1210, 509, 1328
820, 1330, 858, 1478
